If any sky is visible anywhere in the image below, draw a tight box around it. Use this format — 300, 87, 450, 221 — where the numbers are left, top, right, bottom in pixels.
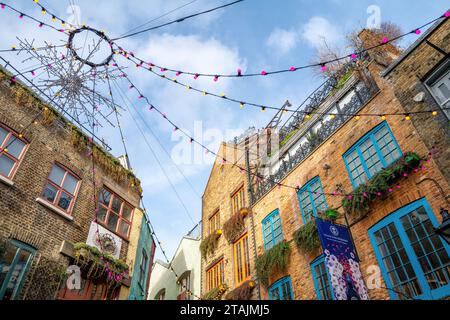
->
0, 0, 448, 261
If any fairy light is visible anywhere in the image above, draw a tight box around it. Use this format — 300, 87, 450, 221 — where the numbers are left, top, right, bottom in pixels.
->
405, 114, 411, 121
432, 111, 438, 116
380, 115, 386, 120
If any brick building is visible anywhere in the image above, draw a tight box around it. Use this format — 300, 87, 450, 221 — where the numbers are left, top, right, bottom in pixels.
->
200, 19, 450, 300
0, 66, 154, 300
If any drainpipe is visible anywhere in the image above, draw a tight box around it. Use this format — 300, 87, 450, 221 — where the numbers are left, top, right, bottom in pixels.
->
245, 143, 261, 300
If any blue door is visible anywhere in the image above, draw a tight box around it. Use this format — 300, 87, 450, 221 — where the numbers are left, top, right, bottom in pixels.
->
368, 198, 450, 300
0, 240, 36, 300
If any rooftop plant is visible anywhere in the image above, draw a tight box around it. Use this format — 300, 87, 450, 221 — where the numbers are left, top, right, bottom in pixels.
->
255, 241, 291, 287
342, 152, 422, 218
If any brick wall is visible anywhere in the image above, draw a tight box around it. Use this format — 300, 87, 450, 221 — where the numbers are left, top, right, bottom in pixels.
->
250, 57, 449, 300
383, 18, 450, 185
201, 143, 258, 299
0, 72, 141, 299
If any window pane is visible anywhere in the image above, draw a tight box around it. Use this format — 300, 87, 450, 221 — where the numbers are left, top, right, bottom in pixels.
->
2, 249, 31, 300
48, 165, 65, 186
0, 127, 8, 145
99, 189, 111, 206
57, 192, 73, 211
0, 155, 15, 177
122, 204, 132, 220
97, 206, 108, 222
43, 183, 58, 203
6, 138, 25, 159
63, 173, 78, 194
107, 212, 119, 231
111, 197, 122, 213
118, 221, 130, 237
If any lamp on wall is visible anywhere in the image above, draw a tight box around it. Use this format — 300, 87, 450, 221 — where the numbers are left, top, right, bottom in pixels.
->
435, 208, 450, 245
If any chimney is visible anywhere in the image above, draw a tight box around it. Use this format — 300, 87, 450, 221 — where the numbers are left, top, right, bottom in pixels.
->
358, 29, 401, 67
118, 154, 132, 171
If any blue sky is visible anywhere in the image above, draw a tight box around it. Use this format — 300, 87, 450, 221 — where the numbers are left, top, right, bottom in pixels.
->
0, 0, 448, 260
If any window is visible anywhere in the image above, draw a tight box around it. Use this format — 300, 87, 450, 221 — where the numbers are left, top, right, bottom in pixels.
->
297, 176, 327, 223
42, 164, 80, 214
209, 210, 220, 236
178, 271, 191, 300
0, 125, 27, 180
206, 259, 224, 292
234, 234, 251, 286
155, 288, 165, 300
262, 209, 284, 250
97, 187, 134, 238
138, 250, 148, 288
426, 60, 450, 120
343, 121, 402, 189
311, 255, 334, 300
231, 186, 245, 215
268, 276, 294, 300
368, 198, 450, 300
0, 240, 36, 300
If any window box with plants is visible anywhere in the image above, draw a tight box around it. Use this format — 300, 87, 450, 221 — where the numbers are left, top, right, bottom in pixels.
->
72, 242, 129, 287
200, 229, 222, 259
255, 241, 291, 287
225, 280, 256, 300
202, 284, 229, 300
342, 152, 423, 218
293, 209, 339, 255
223, 211, 247, 244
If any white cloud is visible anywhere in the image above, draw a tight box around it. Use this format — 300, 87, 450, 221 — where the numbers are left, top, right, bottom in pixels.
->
265, 28, 298, 55
301, 16, 342, 50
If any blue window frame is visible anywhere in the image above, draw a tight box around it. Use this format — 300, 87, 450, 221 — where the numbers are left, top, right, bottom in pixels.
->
0, 240, 36, 300
297, 176, 327, 223
343, 121, 402, 189
368, 198, 450, 300
268, 276, 294, 300
262, 209, 284, 250
310, 255, 334, 300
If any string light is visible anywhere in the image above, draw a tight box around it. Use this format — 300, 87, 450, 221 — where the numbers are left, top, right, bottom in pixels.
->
111, 12, 446, 81
380, 115, 386, 120
432, 111, 438, 116
405, 114, 411, 121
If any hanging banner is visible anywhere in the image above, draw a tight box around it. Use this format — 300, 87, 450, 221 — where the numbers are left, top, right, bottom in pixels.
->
316, 218, 369, 300
86, 221, 123, 259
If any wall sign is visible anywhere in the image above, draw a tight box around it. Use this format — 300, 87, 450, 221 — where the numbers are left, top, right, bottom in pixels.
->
316, 218, 369, 300
86, 221, 122, 259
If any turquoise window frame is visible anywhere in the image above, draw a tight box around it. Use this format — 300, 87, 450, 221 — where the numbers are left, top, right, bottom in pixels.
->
0, 240, 36, 300
268, 276, 294, 300
343, 121, 402, 189
310, 254, 334, 300
262, 209, 284, 250
297, 176, 327, 224
368, 198, 450, 300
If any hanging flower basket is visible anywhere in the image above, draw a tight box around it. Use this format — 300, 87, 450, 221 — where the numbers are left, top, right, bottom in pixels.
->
224, 280, 256, 300
203, 284, 229, 300
200, 232, 220, 259
240, 207, 250, 217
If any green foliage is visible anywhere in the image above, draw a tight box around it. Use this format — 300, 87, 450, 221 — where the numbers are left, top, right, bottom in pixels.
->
223, 213, 246, 244
73, 242, 129, 281
255, 241, 291, 287
293, 220, 321, 254
342, 152, 422, 217
225, 280, 255, 300
306, 131, 320, 148
203, 284, 229, 300
280, 129, 299, 148
324, 208, 339, 220
200, 233, 219, 259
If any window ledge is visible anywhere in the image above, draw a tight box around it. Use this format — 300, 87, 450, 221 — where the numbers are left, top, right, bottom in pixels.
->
36, 197, 74, 221
0, 175, 14, 187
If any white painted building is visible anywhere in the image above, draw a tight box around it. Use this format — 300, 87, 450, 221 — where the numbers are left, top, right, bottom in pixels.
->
147, 235, 201, 300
